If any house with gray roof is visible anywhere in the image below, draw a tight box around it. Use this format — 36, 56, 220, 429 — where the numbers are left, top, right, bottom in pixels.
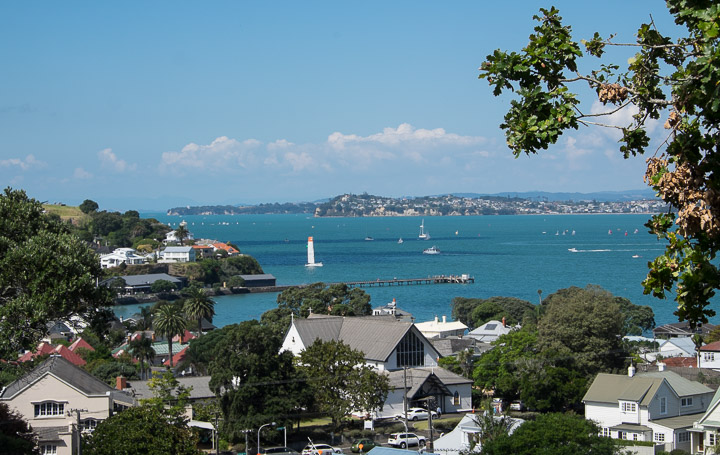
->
690, 386, 720, 453
583, 365, 713, 453
280, 315, 472, 418
0, 355, 135, 455
466, 320, 515, 343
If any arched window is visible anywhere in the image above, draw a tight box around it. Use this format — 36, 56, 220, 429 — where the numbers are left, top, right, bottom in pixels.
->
453, 391, 460, 405
396, 330, 425, 367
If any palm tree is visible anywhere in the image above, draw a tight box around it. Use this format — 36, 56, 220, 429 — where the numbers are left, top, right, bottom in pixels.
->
129, 334, 156, 379
183, 287, 215, 337
137, 306, 154, 331
174, 224, 189, 246
153, 305, 187, 368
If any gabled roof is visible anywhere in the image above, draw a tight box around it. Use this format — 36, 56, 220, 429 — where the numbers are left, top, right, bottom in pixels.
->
0, 356, 133, 403
660, 337, 697, 354
662, 357, 697, 368
386, 367, 472, 396
583, 370, 712, 406
701, 341, 720, 352
163, 346, 189, 367
68, 337, 95, 352
126, 375, 214, 401
18, 342, 86, 366
293, 315, 439, 362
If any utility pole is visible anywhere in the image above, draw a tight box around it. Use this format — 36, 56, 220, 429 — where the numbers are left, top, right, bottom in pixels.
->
68, 408, 87, 455
214, 412, 220, 455
241, 429, 253, 455
403, 367, 409, 433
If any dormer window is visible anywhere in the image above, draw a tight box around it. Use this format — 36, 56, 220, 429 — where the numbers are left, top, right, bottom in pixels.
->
620, 401, 637, 413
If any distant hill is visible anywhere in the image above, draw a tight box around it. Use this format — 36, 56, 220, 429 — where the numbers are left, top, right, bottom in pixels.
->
167, 190, 662, 216
449, 189, 657, 202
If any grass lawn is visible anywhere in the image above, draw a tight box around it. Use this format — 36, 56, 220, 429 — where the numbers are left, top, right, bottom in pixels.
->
43, 204, 88, 224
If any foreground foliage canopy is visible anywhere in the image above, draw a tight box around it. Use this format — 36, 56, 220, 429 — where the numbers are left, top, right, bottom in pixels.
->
479, 1, 720, 328
0, 188, 111, 359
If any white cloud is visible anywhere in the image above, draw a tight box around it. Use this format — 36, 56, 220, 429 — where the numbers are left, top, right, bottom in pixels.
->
267, 139, 294, 151
328, 123, 485, 150
73, 167, 92, 179
98, 148, 136, 172
0, 154, 46, 170
160, 136, 263, 174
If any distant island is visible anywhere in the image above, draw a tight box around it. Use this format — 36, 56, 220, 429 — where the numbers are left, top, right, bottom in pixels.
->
167, 191, 667, 217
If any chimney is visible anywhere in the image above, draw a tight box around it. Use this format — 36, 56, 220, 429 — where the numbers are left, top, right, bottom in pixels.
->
116, 376, 127, 390
442, 315, 447, 324
434, 316, 439, 323
628, 364, 636, 378
658, 362, 665, 372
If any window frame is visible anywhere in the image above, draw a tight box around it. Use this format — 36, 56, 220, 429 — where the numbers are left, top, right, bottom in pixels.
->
681, 397, 693, 407
33, 401, 66, 418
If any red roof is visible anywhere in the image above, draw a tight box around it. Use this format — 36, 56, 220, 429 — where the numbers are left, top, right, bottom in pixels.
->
18, 342, 56, 362
68, 337, 95, 352
212, 242, 239, 255
163, 346, 189, 367
18, 342, 86, 366
173, 330, 196, 344
662, 357, 698, 368
53, 345, 86, 366
701, 341, 720, 352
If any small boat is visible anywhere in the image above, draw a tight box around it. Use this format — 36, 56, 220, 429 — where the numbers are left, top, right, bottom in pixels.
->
455, 230, 459, 235
419, 219, 430, 240
568, 248, 578, 253
632, 254, 640, 258
398, 238, 404, 244
634, 229, 639, 234
365, 236, 374, 241
608, 229, 613, 235
305, 236, 323, 267
571, 230, 576, 236
423, 246, 440, 255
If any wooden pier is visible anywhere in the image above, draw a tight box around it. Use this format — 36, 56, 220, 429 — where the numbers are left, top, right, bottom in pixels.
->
338, 274, 474, 289
246, 274, 474, 293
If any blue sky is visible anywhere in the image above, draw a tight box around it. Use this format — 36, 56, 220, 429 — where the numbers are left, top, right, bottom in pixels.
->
0, 2, 677, 210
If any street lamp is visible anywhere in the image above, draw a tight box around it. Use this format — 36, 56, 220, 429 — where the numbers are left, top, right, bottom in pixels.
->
258, 422, 276, 453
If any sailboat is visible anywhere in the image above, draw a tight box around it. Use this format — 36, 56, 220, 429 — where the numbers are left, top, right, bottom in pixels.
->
398, 238, 404, 244
305, 236, 323, 267
419, 219, 430, 240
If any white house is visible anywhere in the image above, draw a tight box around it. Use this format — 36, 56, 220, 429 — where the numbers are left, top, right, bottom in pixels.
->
280, 314, 472, 417
699, 341, 720, 370
99, 248, 147, 269
466, 320, 515, 343
433, 413, 524, 455
164, 221, 194, 244
690, 387, 720, 453
414, 315, 467, 339
583, 366, 713, 453
0, 355, 135, 455
659, 337, 698, 358
160, 246, 196, 263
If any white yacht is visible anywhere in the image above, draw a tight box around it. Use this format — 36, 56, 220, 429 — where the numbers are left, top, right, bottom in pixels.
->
423, 245, 440, 255
305, 236, 323, 267
419, 219, 430, 240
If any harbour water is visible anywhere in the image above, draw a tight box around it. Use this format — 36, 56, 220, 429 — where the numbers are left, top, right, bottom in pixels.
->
114, 213, 698, 329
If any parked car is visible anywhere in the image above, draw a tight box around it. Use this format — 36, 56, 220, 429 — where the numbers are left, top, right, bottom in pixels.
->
387, 433, 426, 449
396, 407, 439, 421
301, 444, 343, 455
510, 400, 526, 411
260, 448, 300, 455
350, 438, 377, 453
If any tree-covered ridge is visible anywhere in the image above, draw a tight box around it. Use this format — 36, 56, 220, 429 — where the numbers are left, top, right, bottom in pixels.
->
167, 201, 319, 216
167, 192, 665, 217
